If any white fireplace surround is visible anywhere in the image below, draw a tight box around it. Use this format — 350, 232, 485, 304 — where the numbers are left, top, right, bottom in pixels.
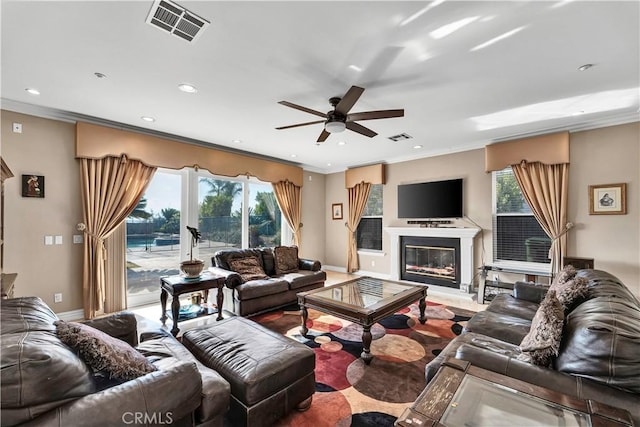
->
385, 227, 481, 292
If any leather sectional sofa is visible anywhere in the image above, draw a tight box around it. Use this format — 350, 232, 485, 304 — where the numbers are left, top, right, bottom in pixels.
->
1, 297, 230, 427
209, 246, 326, 316
425, 269, 640, 425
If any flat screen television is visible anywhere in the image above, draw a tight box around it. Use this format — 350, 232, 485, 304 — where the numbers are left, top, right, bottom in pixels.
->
397, 178, 463, 219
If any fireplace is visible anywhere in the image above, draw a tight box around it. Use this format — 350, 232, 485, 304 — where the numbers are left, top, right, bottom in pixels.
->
385, 226, 480, 293
401, 236, 461, 288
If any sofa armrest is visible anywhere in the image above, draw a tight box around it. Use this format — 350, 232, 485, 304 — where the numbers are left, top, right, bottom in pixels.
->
454, 344, 639, 425
209, 266, 243, 289
22, 362, 202, 427
513, 281, 549, 303
299, 258, 321, 272
82, 311, 138, 347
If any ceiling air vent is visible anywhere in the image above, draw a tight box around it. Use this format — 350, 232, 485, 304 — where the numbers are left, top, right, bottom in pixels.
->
146, 0, 210, 43
388, 133, 413, 142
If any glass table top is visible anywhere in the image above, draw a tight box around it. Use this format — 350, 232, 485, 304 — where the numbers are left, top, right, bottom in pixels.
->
308, 277, 417, 308
440, 375, 591, 427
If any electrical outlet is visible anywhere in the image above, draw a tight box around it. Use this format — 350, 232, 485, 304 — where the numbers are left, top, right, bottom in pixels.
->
73, 234, 83, 244
371, 260, 376, 267
54, 293, 62, 303
492, 273, 500, 282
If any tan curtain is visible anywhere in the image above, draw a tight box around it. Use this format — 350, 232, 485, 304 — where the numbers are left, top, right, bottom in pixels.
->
104, 222, 127, 313
511, 161, 569, 275
346, 182, 371, 272
272, 180, 302, 246
80, 156, 156, 319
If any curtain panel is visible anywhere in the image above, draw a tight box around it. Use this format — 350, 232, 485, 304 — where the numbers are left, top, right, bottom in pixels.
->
512, 162, 569, 275
346, 182, 371, 272
80, 156, 156, 319
272, 180, 302, 246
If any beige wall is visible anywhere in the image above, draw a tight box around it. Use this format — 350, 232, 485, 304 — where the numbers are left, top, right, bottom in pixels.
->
2, 111, 83, 312
323, 122, 640, 298
567, 123, 639, 295
2, 109, 638, 314
300, 171, 326, 262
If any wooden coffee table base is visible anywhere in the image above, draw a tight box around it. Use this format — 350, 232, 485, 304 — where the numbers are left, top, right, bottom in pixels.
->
299, 278, 427, 365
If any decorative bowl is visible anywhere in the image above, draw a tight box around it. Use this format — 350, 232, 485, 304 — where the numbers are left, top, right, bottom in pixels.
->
180, 259, 204, 278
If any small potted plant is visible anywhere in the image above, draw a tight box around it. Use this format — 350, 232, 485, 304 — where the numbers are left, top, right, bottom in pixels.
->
180, 225, 204, 278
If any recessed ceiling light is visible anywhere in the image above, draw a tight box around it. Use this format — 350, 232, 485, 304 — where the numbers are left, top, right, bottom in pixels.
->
578, 64, 594, 71
290, 154, 297, 158
413, 145, 423, 149
232, 139, 242, 143
25, 88, 40, 95
348, 65, 362, 72
327, 163, 332, 166
141, 116, 155, 122
337, 141, 346, 146
94, 72, 107, 79
572, 110, 586, 116
178, 83, 198, 93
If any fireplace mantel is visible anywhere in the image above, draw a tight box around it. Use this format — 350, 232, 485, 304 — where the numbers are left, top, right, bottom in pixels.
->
385, 226, 481, 291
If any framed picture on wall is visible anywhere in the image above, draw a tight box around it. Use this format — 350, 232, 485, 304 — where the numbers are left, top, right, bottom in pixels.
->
589, 183, 626, 215
21, 175, 45, 198
332, 203, 343, 220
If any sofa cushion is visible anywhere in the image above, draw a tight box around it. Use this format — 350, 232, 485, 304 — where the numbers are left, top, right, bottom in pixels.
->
463, 310, 532, 345
260, 247, 277, 276
55, 320, 156, 380
1, 297, 96, 424
274, 246, 299, 275
517, 290, 564, 367
228, 256, 269, 283
485, 293, 540, 322
234, 278, 290, 300
214, 248, 265, 271
284, 270, 327, 290
556, 296, 640, 393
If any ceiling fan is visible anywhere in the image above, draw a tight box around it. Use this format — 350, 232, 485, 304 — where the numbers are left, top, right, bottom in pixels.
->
276, 85, 404, 143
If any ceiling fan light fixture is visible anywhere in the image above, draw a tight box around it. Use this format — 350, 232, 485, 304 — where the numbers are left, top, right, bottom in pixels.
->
325, 121, 346, 133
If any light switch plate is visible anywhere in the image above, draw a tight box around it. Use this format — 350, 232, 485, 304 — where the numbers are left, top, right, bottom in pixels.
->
54, 235, 63, 245
44, 235, 54, 245
73, 234, 83, 244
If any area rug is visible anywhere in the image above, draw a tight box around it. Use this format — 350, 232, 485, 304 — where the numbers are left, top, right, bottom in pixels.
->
249, 302, 474, 427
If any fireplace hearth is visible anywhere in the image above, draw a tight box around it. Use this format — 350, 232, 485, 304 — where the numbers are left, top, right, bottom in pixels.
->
401, 236, 461, 288
385, 226, 481, 293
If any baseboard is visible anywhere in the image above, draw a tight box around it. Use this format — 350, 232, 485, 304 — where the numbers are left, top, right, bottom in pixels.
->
57, 308, 85, 321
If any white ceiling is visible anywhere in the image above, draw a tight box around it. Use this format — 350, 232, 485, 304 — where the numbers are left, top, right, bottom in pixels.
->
2, 0, 639, 174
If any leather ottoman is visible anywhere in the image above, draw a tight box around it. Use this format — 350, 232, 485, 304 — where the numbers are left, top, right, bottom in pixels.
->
181, 316, 315, 427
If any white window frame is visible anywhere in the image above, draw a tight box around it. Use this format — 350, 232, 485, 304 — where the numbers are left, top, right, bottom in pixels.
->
491, 169, 551, 275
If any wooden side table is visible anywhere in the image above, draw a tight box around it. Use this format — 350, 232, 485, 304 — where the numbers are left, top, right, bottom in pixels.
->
396, 357, 633, 426
160, 271, 225, 336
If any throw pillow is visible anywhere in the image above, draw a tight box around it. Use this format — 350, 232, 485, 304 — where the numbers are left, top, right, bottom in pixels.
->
274, 245, 299, 275
228, 256, 269, 282
553, 264, 577, 286
549, 276, 589, 312
517, 290, 565, 367
55, 320, 157, 381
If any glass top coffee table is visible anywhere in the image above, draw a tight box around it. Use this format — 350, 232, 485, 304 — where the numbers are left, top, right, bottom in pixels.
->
297, 276, 428, 364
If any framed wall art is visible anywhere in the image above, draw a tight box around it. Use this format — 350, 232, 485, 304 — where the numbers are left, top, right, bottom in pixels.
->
589, 183, 626, 215
21, 174, 45, 198
332, 203, 343, 220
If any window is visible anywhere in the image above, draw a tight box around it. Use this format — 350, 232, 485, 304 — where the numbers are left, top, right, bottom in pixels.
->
357, 184, 383, 251
493, 168, 550, 268
126, 169, 282, 307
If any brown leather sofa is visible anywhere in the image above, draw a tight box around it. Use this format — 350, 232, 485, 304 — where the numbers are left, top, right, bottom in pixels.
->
0, 297, 230, 427
210, 247, 326, 316
425, 269, 640, 425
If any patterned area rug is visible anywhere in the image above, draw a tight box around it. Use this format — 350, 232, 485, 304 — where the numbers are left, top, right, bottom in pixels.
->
249, 302, 473, 427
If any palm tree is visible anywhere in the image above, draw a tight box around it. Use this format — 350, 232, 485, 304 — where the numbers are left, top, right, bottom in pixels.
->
130, 197, 152, 219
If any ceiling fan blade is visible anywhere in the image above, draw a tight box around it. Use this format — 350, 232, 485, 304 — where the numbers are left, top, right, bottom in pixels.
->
335, 86, 365, 115
276, 120, 325, 130
346, 121, 378, 138
347, 109, 404, 122
317, 129, 330, 142
278, 101, 326, 118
